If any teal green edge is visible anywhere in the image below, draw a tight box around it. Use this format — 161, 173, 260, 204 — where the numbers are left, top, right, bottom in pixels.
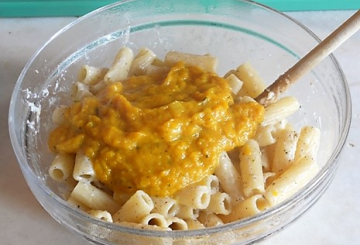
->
0, 0, 359, 18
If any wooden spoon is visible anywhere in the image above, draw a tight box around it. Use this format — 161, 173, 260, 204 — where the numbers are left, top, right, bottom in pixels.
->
255, 10, 360, 107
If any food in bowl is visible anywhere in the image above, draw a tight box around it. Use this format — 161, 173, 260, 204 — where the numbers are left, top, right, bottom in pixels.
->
47, 47, 321, 232
9, 0, 350, 244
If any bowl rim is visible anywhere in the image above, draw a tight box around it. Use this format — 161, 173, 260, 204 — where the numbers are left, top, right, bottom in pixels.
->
8, 0, 352, 240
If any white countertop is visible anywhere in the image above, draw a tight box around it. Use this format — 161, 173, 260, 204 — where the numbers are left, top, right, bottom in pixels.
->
1, 11, 360, 245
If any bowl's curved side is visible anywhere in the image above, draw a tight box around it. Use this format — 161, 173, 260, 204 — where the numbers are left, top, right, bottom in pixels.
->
8, 0, 351, 244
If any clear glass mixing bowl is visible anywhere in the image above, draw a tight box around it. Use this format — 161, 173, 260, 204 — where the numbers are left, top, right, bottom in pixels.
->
9, 0, 351, 244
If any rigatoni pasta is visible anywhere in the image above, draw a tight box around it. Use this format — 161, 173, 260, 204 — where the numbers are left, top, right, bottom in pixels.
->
78, 65, 109, 85
225, 73, 243, 95
140, 213, 168, 227
262, 96, 300, 126
176, 205, 200, 220
47, 47, 321, 232
151, 197, 180, 217
113, 190, 154, 223
264, 156, 319, 206
67, 195, 90, 212
295, 126, 321, 161
164, 51, 218, 72
174, 185, 211, 210
73, 150, 96, 182
129, 47, 156, 76
198, 212, 224, 227
70, 180, 120, 214
104, 46, 134, 82
215, 152, 244, 203
239, 139, 265, 198
71, 81, 92, 102
166, 217, 188, 231
207, 192, 232, 215
49, 153, 75, 182
87, 210, 113, 222
271, 129, 299, 174
234, 62, 266, 98
220, 194, 268, 223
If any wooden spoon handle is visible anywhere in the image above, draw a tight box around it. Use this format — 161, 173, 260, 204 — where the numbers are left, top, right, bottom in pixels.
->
255, 10, 360, 106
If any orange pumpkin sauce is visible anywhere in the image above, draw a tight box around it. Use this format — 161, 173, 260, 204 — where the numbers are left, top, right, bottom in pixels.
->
49, 62, 264, 197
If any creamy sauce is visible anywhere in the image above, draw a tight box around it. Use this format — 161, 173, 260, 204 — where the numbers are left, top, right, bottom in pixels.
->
49, 62, 264, 197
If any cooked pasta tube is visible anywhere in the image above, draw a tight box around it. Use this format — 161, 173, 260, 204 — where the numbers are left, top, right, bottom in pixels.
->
151, 197, 180, 217
207, 192, 232, 215
295, 126, 321, 161
174, 185, 211, 209
263, 172, 277, 187
185, 219, 205, 230
253, 124, 276, 147
67, 195, 90, 212
219, 194, 268, 223
198, 212, 224, 227
225, 73, 243, 95
166, 217, 188, 231
63, 175, 78, 192
271, 129, 299, 174
262, 96, 300, 126
264, 156, 319, 206
200, 175, 220, 195
73, 150, 96, 182
271, 119, 293, 138
70, 181, 120, 214
239, 140, 265, 197
129, 47, 157, 76
104, 46, 134, 82
87, 210, 113, 222
48, 153, 75, 182
78, 65, 108, 85
113, 190, 154, 223
140, 213, 168, 228
71, 81, 93, 102
164, 51, 218, 72
145, 65, 170, 77
234, 62, 266, 98
176, 205, 200, 220
260, 144, 275, 172
215, 152, 244, 203
89, 79, 109, 95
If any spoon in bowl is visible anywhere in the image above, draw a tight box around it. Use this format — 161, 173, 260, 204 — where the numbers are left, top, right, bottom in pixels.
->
255, 10, 360, 107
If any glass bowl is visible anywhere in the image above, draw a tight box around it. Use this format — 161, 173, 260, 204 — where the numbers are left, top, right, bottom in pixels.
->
8, 0, 351, 244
